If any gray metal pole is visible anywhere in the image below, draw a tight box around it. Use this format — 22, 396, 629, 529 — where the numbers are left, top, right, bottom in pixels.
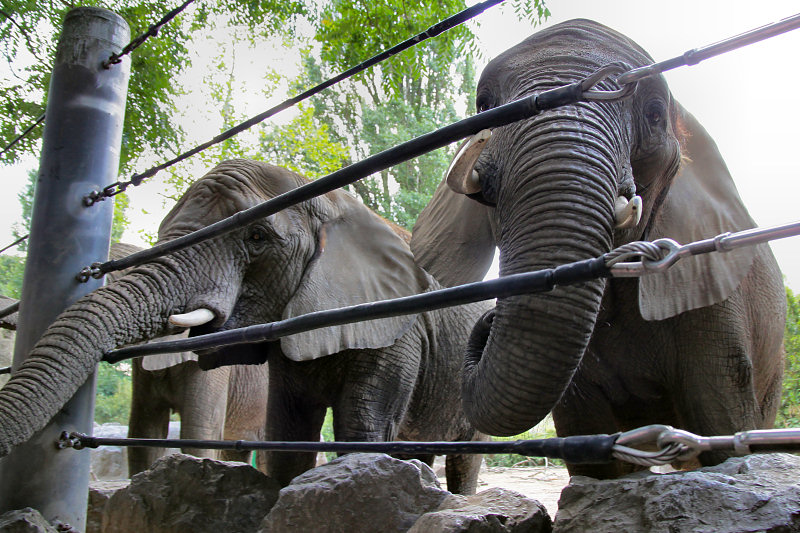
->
0, 7, 129, 529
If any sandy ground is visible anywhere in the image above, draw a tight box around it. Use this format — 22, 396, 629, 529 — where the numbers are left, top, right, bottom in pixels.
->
439, 465, 571, 518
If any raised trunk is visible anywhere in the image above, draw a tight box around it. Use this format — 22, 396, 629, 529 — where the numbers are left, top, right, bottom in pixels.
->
0, 260, 189, 457
462, 111, 619, 436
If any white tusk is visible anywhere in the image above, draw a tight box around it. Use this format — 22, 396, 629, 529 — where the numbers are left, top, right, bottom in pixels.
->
614, 195, 642, 229
169, 308, 215, 328
446, 129, 492, 195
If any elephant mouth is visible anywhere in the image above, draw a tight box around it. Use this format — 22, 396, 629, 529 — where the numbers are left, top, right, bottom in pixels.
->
186, 319, 272, 370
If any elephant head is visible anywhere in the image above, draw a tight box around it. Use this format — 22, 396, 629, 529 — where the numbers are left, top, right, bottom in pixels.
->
411, 19, 761, 436
0, 159, 429, 457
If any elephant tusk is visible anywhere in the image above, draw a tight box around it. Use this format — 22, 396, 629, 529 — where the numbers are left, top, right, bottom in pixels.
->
446, 129, 492, 195
614, 195, 642, 229
168, 308, 215, 328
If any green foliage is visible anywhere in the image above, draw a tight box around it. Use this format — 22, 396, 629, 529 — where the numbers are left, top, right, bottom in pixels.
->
776, 286, 800, 428
259, 104, 349, 179
0, 1, 311, 172
483, 416, 564, 468
0, 255, 24, 298
94, 363, 132, 424
260, 1, 548, 229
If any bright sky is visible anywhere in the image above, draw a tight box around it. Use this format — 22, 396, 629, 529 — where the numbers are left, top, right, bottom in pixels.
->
1, 0, 798, 289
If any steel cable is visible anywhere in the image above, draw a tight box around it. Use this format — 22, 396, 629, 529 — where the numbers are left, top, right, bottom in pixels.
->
84, 0, 508, 205
102, 0, 196, 68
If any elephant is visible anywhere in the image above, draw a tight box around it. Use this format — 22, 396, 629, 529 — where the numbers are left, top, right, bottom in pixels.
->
0, 159, 488, 494
410, 19, 786, 478
108, 243, 270, 476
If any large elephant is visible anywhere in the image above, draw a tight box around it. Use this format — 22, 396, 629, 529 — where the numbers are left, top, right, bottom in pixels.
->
0, 160, 488, 493
108, 243, 270, 476
411, 19, 786, 478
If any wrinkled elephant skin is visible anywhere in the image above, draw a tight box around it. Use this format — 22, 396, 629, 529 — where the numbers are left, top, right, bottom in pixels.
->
0, 160, 487, 494
411, 19, 786, 478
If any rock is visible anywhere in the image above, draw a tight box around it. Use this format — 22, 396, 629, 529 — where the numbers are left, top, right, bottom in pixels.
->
0, 507, 57, 532
90, 423, 129, 481
89, 421, 183, 481
554, 453, 800, 532
87, 481, 129, 533
410, 487, 552, 532
102, 454, 281, 533
259, 453, 451, 533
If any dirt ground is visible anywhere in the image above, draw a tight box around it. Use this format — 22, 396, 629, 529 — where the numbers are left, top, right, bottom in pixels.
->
439, 465, 571, 517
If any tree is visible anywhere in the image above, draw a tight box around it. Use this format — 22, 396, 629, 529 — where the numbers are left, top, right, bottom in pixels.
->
777, 286, 800, 428
275, 1, 483, 229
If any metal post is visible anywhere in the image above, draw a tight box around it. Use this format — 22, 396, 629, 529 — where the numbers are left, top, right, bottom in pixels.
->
0, 7, 129, 529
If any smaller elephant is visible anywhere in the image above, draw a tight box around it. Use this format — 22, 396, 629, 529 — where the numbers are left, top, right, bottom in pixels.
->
0, 161, 488, 495
108, 243, 269, 476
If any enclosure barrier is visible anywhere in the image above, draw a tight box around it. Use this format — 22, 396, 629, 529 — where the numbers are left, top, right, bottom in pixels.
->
84, 0, 509, 205
57, 425, 800, 469
78, 10, 800, 278
0, 113, 45, 157
102, 220, 800, 362
2, 4, 800, 528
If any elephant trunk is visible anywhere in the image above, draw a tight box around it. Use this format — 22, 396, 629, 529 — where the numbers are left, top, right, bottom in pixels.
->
0, 260, 190, 457
462, 110, 619, 436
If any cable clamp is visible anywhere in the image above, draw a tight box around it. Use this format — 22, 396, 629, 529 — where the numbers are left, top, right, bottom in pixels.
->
57, 431, 85, 450
581, 63, 637, 102
84, 181, 130, 206
76, 263, 103, 283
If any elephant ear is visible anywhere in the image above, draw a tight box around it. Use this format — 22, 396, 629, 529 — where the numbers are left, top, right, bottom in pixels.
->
639, 104, 759, 321
281, 191, 431, 361
410, 177, 497, 287
140, 332, 198, 371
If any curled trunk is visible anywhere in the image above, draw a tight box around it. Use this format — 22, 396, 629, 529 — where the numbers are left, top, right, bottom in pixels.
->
462, 112, 618, 436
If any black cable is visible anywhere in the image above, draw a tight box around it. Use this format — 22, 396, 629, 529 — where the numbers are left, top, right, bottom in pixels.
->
0, 301, 19, 320
85, 0, 507, 204
82, 84, 579, 281
0, 114, 44, 157
103, 256, 609, 363
0, 234, 28, 254
103, 0, 196, 68
61, 432, 620, 464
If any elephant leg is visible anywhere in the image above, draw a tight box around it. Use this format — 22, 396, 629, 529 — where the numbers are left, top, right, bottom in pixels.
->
553, 372, 646, 479
672, 321, 759, 467
128, 363, 171, 476
444, 432, 488, 495
263, 386, 326, 487
176, 362, 229, 460
219, 364, 269, 466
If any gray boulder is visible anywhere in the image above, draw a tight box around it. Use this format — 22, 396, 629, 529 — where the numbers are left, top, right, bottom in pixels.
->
410, 487, 552, 532
0, 507, 57, 532
101, 453, 281, 533
260, 453, 451, 533
90, 423, 129, 481
554, 453, 800, 532
87, 481, 129, 533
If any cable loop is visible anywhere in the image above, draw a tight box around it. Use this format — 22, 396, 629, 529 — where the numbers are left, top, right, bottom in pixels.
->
580, 63, 637, 102
604, 240, 671, 266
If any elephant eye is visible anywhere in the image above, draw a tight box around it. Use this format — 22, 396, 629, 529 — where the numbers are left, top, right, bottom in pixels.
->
644, 100, 666, 126
476, 92, 495, 113
248, 227, 268, 245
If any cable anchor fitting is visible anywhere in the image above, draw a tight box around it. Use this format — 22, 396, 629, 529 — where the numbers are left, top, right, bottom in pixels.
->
76, 263, 104, 283
57, 431, 85, 450
84, 182, 128, 207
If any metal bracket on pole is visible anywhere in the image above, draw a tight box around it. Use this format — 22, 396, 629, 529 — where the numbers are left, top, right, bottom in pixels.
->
0, 8, 129, 530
